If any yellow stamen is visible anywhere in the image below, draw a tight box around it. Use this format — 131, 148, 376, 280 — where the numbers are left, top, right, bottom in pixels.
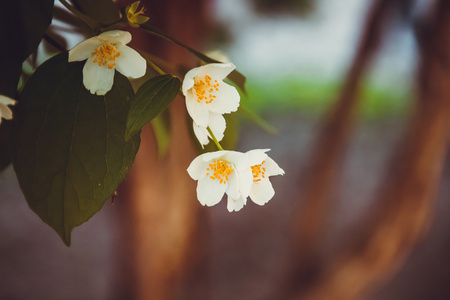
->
207, 159, 233, 184
251, 161, 266, 183
194, 74, 220, 104
92, 43, 121, 69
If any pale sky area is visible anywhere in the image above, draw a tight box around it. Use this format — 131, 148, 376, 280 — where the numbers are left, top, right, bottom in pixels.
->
213, 0, 418, 90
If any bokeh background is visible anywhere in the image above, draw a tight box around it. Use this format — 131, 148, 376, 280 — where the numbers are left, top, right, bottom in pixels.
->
1, 0, 450, 299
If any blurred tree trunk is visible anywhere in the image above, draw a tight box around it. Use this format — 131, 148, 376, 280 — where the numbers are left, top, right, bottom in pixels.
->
115, 1, 211, 299
287, 0, 450, 299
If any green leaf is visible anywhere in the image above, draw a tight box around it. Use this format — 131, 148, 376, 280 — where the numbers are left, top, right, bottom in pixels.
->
126, 74, 180, 140
0, 0, 54, 95
11, 52, 140, 246
140, 23, 247, 93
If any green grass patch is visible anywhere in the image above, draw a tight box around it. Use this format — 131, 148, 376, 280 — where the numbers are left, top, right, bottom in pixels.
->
242, 77, 412, 119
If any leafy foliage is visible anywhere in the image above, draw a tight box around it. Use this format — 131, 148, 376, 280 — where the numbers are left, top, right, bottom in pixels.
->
11, 53, 140, 245
126, 74, 181, 140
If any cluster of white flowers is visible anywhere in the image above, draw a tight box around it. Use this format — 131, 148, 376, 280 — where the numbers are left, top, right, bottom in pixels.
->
182, 63, 284, 212
187, 149, 284, 212
67, 30, 284, 212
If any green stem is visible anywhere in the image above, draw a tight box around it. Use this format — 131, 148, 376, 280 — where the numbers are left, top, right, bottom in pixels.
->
59, 0, 99, 31
207, 127, 224, 151
147, 60, 166, 76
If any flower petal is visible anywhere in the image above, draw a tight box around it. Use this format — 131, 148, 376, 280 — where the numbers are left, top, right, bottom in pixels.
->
182, 66, 200, 95
197, 176, 227, 207
207, 81, 240, 114
226, 171, 240, 200
0, 104, 13, 121
0, 95, 16, 106
132, 15, 150, 24
208, 112, 226, 142
223, 151, 253, 198
128, 1, 140, 13
68, 37, 102, 62
193, 122, 210, 147
246, 149, 270, 166
187, 154, 209, 180
200, 150, 229, 162
263, 157, 285, 176
227, 196, 246, 212
98, 30, 132, 45
82, 56, 115, 95
115, 45, 146, 78
186, 90, 209, 126
249, 178, 275, 206
197, 63, 236, 81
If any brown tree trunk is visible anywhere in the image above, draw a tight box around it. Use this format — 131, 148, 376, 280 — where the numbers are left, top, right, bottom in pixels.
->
114, 1, 211, 299
289, 1, 450, 299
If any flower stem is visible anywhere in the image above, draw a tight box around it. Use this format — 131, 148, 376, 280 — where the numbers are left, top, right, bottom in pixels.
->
147, 59, 166, 76
207, 127, 224, 151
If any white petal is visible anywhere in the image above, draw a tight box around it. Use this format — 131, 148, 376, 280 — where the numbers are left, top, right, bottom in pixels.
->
208, 112, 226, 142
98, 30, 132, 44
246, 149, 270, 166
207, 81, 240, 114
193, 122, 210, 147
0, 104, 13, 120
197, 63, 236, 81
225, 171, 240, 200
182, 66, 200, 95
68, 37, 102, 62
223, 151, 253, 198
115, 45, 146, 78
0, 95, 16, 106
227, 196, 246, 212
238, 166, 253, 199
187, 154, 209, 180
249, 178, 275, 206
197, 176, 227, 207
263, 157, 285, 176
186, 90, 209, 126
200, 150, 230, 162
82, 56, 115, 95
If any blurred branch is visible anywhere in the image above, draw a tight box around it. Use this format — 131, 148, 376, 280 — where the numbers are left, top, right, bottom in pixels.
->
295, 1, 450, 299
285, 0, 399, 294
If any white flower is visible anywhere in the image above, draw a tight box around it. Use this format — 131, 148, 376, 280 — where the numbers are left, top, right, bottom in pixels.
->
246, 149, 285, 205
187, 150, 253, 209
69, 30, 146, 95
187, 149, 284, 212
0, 95, 16, 124
182, 63, 240, 145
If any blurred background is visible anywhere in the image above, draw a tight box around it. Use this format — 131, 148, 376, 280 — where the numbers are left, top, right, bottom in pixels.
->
1, 0, 450, 299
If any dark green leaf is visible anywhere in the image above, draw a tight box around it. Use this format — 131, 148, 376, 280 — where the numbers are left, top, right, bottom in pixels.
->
11, 52, 140, 246
0, 0, 54, 95
0, 0, 53, 171
126, 74, 180, 140
141, 23, 247, 93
